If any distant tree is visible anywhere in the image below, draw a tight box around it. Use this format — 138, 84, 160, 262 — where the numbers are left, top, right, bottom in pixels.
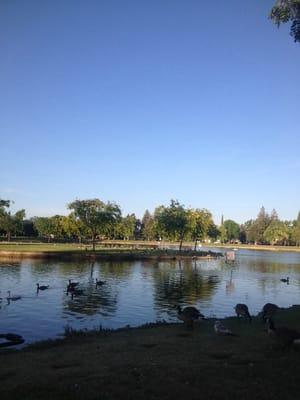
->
0, 200, 25, 241
248, 207, 270, 244
141, 210, 156, 240
114, 214, 137, 240
32, 217, 56, 242
270, 0, 300, 42
291, 211, 300, 246
263, 220, 289, 245
62, 213, 87, 243
223, 220, 240, 242
207, 222, 220, 241
68, 199, 121, 251
189, 209, 213, 250
155, 200, 190, 251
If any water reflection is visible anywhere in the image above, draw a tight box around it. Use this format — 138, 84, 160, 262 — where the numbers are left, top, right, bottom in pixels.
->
1, 250, 300, 344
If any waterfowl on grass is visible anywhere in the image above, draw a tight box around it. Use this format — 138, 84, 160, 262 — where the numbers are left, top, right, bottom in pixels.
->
262, 303, 279, 322
6, 291, 22, 301
266, 318, 300, 348
214, 321, 238, 336
177, 305, 205, 329
234, 303, 252, 323
36, 283, 49, 291
280, 277, 289, 283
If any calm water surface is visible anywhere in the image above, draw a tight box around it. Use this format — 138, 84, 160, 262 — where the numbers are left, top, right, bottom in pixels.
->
1, 249, 300, 344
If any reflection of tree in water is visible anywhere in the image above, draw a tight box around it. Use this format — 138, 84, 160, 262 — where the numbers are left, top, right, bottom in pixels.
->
63, 281, 118, 316
152, 260, 220, 314
98, 261, 135, 280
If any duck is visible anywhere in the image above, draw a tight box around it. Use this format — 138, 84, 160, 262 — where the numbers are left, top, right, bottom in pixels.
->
67, 279, 79, 291
6, 291, 22, 301
266, 318, 300, 348
36, 283, 49, 291
262, 303, 279, 322
214, 320, 238, 336
280, 277, 289, 283
95, 278, 106, 287
177, 305, 205, 329
234, 303, 252, 323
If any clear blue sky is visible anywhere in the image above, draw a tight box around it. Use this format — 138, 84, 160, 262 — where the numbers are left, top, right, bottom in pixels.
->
1, 0, 299, 223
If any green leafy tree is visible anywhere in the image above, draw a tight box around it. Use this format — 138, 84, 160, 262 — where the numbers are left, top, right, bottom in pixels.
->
263, 220, 289, 245
291, 211, 300, 246
189, 209, 213, 250
141, 210, 156, 240
223, 220, 240, 242
155, 200, 190, 251
0, 200, 25, 241
270, 0, 300, 42
32, 217, 56, 242
68, 199, 121, 251
114, 214, 137, 240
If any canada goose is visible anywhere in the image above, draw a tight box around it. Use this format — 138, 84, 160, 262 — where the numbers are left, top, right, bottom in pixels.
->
0, 333, 24, 347
6, 291, 21, 301
262, 303, 279, 322
69, 288, 84, 299
177, 305, 205, 329
234, 303, 252, 322
266, 318, 300, 348
36, 283, 49, 291
280, 277, 289, 283
214, 320, 238, 336
67, 280, 79, 291
95, 278, 105, 287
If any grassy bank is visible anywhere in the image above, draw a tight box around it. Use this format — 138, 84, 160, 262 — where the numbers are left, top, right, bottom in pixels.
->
1, 307, 300, 399
0, 243, 222, 260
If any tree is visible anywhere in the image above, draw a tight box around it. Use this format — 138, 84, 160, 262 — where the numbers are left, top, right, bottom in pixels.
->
189, 209, 213, 250
291, 211, 300, 246
141, 210, 156, 240
270, 0, 300, 42
263, 220, 289, 245
68, 199, 121, 251
114, 214, 137, 240
0, 200, 25, 241
32, 217, 56, 242
223, 220, 240, 242
155, 200, 190, 251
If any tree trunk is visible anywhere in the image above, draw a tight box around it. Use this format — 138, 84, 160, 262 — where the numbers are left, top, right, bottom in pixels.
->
92, 233, 96, 252
194, 239, 198, 251
179, 239, 183, 252
7, 231, 11, 242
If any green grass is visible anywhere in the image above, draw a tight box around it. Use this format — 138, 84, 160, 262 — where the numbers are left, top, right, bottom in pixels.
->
1, 307, 300, 400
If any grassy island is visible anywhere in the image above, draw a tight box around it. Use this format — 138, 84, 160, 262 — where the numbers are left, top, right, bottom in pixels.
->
0, 242, 223, 260
1, 306, 300, 399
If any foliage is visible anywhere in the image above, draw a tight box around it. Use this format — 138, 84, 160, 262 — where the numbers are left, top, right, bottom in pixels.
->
270, 0, 300, 42
223, 220, 240, 241
68, 199, 121, 250
263, 220, 289, 245
189, 208, 213, 249
0, 199, 25, 241
154, 200, 190, 251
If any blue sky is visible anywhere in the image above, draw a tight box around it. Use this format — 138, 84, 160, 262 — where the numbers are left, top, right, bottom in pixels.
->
0, 0, 299, 223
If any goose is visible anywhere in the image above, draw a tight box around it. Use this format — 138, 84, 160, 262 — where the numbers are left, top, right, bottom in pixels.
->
70, 288, 84, 299
7, 291, 21, 301
266, 318, 300, 348
36, 283, 49, 291
177, 305, 205, 329
95, 278, 106, 287
214, 320, 238, 336
234, 303, 252, 322
280, 277, 289, 283
67, 279, 79, 291
262, 303, 279, 322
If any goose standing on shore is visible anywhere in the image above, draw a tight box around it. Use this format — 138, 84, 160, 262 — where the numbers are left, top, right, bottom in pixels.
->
262, 303, 279, 322
234, 303, 252, 322
266, 318, 300, 348
214, 321, 238, 336
177, 305, 205, 329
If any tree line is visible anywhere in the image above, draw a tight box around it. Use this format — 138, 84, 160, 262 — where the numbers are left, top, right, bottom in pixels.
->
0, 198, 300, 249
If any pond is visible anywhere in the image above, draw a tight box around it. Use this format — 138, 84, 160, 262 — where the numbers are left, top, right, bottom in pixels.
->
1, 249, 300, 344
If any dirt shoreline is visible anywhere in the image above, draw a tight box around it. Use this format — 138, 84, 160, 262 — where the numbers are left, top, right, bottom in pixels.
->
1, 306, 300, 400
